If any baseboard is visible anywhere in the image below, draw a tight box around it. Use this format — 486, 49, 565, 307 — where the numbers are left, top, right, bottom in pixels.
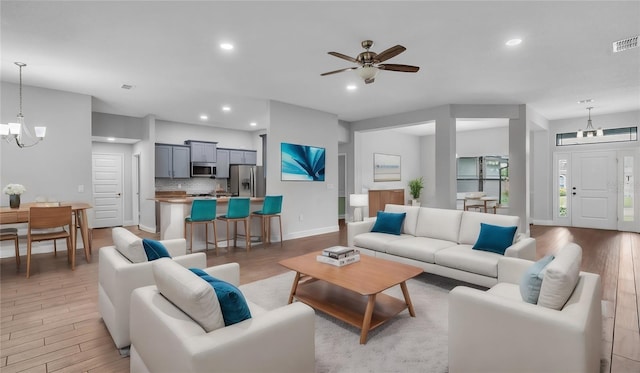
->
138, 224, 156, 234
285, 225, 339, 241
531, 219, 555, 226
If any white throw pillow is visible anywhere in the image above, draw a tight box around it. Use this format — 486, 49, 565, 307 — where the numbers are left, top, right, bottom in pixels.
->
537, 243, 582, 310
112, 227, 147, 263
152, 258, 224, 332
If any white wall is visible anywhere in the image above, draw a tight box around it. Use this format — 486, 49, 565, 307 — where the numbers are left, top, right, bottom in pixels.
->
92, 112, 144, 140
266, 100, 339, 239
456, 127, 509, 157
1, 82, 92, 206
355, 129, 422, 205
156, 120, 259, 151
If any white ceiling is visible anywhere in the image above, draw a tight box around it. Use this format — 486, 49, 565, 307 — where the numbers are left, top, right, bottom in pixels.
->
1, 1, 639, 133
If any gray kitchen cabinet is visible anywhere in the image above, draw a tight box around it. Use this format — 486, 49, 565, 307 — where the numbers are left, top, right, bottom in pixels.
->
186, 140, 217, 163
229, 149, 257, 165
215, 149, 230, 179
155, 144, 191, 178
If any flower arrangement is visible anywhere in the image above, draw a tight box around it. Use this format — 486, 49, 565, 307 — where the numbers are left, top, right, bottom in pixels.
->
3, 184, 26, 196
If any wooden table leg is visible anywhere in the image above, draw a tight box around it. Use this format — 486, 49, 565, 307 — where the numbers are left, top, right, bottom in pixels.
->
78, 209, 91, 262
288, 271, 301, 304
400, 281, 416, 317
360, 294, 377, 344
70, 217, 76, 270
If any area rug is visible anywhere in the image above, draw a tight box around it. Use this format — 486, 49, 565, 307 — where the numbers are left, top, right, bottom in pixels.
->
240, 271, 466, 373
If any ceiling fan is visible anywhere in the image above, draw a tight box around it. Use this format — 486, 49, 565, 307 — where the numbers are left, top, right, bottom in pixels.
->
321, 40, 420, 84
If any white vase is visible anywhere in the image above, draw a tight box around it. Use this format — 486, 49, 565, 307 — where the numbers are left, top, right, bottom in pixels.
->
411, 199, 420, 206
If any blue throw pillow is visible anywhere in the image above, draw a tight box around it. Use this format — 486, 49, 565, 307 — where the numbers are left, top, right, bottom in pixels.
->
520, 255, 555, 304
142, 239, 171, 261
472, 223, 518, 255
370, 211, 406, 235
189, 268, 252, 326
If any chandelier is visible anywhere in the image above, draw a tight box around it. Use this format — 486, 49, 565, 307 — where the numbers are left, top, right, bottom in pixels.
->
0, 62, 46, 148
577, 107, 603, 138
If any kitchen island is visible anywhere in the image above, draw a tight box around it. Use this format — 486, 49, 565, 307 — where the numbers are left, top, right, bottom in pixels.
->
153, 196, 265, 251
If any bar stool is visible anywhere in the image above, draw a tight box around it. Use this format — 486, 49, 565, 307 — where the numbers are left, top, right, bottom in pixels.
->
251, 195, 283, 247
184, 199, 218, 255
217, 197, 251, 252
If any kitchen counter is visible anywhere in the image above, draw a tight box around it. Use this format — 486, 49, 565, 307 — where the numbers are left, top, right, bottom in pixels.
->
152, 196, 262, 204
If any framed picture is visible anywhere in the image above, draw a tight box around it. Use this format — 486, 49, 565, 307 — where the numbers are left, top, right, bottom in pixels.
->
374, 153, 401, 181
281, 142, 326, 181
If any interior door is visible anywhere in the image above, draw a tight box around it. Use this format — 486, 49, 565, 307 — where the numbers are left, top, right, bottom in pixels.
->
92, 153, 124, 228
571, 151, 617, 230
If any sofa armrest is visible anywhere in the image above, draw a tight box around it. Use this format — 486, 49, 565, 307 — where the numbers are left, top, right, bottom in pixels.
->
131, 286, 316, 373
203, 263, 240, 287
347, 219, 376, 247
497, 257, 534, 284
160, 238, 187, 257
504, 237, 536, 261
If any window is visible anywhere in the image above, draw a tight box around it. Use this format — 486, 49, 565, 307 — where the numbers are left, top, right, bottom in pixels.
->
558, 159, 568, 217
457, 156, 509, 205
556, 126, 637, 146
623, 156, 634, 222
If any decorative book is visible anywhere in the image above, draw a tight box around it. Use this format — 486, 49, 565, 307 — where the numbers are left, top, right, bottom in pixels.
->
316, 254, 360, 267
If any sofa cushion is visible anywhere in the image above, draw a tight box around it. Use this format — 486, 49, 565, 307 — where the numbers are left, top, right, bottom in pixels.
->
538, 244, 582, 310
353, 232, 411, 253
520, 255, 555, 304
472, 223, 518, 255
112, 227, 147, 263
415, 207, 463, 243
190, 269, 252, 326
384, 205, 420, 236
386, 237, 457, 264
458, 212, 520, 245
435, 245, 500, 278
142, 239, 172, 261
371, 211, 406, 235
152, 258, 225, 332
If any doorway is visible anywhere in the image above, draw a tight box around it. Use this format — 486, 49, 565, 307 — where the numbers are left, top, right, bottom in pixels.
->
92, 153, 124, 228
553, 150, 637, 231
338, 153, 347, 220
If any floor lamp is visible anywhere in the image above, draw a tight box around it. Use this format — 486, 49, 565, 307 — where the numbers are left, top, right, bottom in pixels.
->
350, 194, 368, 222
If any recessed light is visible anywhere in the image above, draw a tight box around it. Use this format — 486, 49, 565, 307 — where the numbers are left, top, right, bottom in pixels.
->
505, 38, 522, 46
250, 122, 257, 127
200, 115, 208, 120
346, 84, 357, 91
107, 137, 115, 142
220, 43, 234, 50
222, 106, 231, 112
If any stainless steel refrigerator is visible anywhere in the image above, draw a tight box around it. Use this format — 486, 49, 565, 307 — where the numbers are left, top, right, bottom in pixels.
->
229, 165, 266, 197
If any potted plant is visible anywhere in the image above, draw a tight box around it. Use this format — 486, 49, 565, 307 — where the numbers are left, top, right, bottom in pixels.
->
408, 177, 424, 206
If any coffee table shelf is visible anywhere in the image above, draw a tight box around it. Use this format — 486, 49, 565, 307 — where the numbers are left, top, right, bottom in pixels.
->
294, 278, 409, 331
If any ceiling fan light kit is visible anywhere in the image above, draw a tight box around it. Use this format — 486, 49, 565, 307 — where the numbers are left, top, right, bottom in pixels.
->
321, 40, 420, 84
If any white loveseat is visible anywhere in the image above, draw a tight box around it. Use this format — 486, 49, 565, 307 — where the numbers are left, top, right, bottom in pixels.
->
129, 260, 316, 373
448, 243, 602, 373
347, 204, 536, 287
98, 228, 207, 349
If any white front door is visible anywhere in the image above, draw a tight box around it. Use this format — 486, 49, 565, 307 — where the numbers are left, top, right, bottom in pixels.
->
570, 151, 617, 229
92, 153, 123, 228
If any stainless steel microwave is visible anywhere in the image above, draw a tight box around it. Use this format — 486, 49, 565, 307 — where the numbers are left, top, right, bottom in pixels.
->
191, 162, 216, 178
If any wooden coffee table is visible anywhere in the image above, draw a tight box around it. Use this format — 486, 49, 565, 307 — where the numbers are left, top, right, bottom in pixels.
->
279, 250, 423, 344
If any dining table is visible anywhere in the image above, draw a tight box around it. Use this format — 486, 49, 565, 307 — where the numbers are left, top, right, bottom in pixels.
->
0, 202, 93, 268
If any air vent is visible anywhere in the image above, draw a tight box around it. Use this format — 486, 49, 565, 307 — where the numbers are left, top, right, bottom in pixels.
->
612, 35, 638, 53
121, 84, 134, 90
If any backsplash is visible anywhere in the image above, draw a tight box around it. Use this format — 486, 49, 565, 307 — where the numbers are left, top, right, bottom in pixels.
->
155, 178, 228, 193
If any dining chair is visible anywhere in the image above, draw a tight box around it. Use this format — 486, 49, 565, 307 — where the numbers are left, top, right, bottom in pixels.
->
0, 213, 20, 267
250, 195, 283, 247
26, 205, 73, 278
217, 197, 251, 252
184, 199, 219, 255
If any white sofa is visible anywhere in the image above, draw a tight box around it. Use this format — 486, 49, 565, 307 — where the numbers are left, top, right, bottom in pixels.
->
129, 260, 316, 373
98, 228, 207, 349
347, 204, 536, 287
448, 244, 602, 373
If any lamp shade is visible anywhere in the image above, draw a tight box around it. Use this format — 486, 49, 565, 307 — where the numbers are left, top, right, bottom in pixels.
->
350, 194, 368, 207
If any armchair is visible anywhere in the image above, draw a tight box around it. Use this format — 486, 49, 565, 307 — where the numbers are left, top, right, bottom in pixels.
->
98, 228, 207, 349
129, 261, 316, 373
448, 251, 602, 373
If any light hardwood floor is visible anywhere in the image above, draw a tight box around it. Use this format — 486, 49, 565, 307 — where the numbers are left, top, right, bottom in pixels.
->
1, 223, 638, 372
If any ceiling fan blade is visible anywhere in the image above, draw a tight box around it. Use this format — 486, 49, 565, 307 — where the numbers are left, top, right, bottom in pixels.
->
328, 52, 358, 64
374, 45, 406, 63
320, 67, 357, 76
378, 64, 420, 73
